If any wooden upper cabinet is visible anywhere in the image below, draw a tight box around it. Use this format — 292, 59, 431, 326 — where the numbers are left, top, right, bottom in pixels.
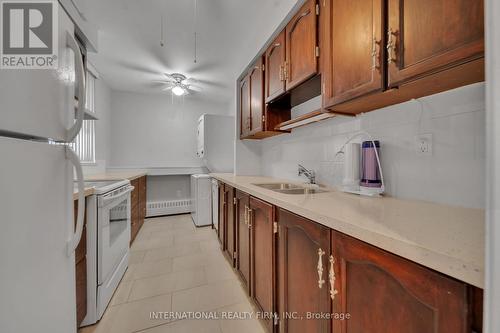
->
277, 209, 331, 333
323, 0, 384, 107
387, 0, 484, 87
249, 197, 275, 333
265, 31, 286, 102
239, 74, 251, 138
285, 0, 318, 90
249, 58, 264, 135
331, 231, 469, 333
236, 190, 251, 293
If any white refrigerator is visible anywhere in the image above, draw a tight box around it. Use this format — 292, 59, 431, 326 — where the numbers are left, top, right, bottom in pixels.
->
191, 174, 212, 227
0, 5, 86, 333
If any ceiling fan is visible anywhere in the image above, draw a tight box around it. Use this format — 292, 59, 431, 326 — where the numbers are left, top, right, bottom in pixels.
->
155, 73, 201, 96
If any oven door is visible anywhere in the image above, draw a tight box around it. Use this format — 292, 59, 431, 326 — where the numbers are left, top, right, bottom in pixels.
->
97, 186, 133, 285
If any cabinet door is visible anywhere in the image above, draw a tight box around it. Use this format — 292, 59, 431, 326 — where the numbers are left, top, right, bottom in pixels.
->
331, 231, 469, 333
322, 0, 384, 107
277, 209, 331, 333
249, 57, 265, 134
250, 197, 275, 333
74, 200, 87, 327
387, 0, 484, 87
225, 186, 236, 265
265, 31, 286, 102
236, 190, 251, 293
240, 75, 251, 138
75, 257, 87, 327
139, 176, 147, 219
218, 183, 226, 247
285, 0, 318, 90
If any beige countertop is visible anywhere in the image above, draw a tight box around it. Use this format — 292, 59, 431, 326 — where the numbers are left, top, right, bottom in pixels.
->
211, 173, 485, 288
73, 186, 95, 200
84, 171, 147, 182
72, 171, 147, 200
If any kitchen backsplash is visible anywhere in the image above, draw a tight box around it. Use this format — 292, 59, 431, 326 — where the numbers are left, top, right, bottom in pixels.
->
260, 82, 485, 209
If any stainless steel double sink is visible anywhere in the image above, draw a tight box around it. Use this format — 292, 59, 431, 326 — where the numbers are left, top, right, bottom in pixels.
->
253, 183, 329, 195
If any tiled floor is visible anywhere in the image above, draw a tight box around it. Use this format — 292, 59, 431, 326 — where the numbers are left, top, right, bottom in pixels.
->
79, 214, 266, 333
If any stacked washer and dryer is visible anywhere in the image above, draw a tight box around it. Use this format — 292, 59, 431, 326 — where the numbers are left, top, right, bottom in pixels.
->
191, 114, 234, 227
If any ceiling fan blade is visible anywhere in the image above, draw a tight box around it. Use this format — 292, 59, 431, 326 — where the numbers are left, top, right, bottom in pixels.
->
162, 86, 174, 91
183, 77, 199, 85
163, 74, 178, 82
195, 79, 227, 89
188, 85, 203, 92
152, 80, 173, 84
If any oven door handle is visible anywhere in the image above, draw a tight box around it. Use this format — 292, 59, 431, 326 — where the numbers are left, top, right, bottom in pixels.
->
100, 186, 135, 207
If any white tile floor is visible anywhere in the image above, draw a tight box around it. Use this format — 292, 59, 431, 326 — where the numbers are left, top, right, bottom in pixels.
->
79, 214, 266, 333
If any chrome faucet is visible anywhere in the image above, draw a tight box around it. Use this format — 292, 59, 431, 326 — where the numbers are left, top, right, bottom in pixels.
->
298, 164, 316, 184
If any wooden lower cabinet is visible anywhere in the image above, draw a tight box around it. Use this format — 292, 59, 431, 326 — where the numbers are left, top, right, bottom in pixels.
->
249, 197, 276, 332
219, 182, 483, 333
75, 257, 87, 326
331, 231, 470, 333
218, 182, 226, 247
130, 176, 147, 245
277, 208, 331, 333
235, 190, 251, 292
74, 200, 87, 327
224, 185, 236, 265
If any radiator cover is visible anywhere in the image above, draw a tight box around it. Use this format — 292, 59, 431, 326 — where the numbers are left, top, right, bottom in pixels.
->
146, 199, 192, 217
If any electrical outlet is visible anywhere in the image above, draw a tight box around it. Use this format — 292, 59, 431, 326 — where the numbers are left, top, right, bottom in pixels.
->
415, 134, 433, 156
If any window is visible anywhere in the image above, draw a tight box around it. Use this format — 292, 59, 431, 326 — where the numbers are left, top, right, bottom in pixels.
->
71, 71, 96, 164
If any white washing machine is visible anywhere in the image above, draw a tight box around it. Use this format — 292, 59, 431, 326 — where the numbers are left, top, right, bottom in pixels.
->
191, 174, 212, 227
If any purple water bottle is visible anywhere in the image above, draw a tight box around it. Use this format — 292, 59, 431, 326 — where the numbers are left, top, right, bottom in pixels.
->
360, 141, 382, 189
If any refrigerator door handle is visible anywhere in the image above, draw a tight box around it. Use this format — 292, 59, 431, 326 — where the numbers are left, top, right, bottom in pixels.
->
66, 32, 86, 143
66, 147, 85, 257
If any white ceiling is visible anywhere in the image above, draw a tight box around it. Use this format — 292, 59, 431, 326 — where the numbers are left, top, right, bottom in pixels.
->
85, 0, 298, 104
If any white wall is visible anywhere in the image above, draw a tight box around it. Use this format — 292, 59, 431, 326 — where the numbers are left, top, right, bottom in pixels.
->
109, 91, 227, 202
83, 78, 112, 175
261, 83, 485, 209
109, 92, 226, 168
147, 175, 191, 202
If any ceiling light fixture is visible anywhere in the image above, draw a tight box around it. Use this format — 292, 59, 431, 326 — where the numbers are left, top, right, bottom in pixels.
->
171, 85, 186, 96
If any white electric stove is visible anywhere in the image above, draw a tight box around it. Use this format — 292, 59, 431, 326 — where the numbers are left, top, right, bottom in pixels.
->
80, 179, 134, 327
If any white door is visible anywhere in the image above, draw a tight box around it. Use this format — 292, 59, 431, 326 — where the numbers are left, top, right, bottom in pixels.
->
0, 3, 80, 142
0, 137, 76, 333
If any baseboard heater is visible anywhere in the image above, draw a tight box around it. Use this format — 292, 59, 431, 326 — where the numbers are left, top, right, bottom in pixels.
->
146, 199, 192, 217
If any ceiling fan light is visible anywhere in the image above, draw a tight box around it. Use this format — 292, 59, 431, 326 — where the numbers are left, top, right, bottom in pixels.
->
172, 85, 185, 96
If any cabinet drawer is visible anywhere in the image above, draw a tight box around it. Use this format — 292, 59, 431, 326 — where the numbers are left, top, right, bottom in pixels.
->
75, 257, 87, 327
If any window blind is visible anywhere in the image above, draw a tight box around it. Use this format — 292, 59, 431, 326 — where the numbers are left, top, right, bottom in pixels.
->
71, 71, 96, 164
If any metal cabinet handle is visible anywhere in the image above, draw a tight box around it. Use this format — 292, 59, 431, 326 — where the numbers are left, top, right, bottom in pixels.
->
329, 255, 339, 299
244, 205, 248, 225
279, 64, 284, 81
386, 29, 397, 65
371, 37, 381, 71
317, 248, 326, 288
284, 61, 290, 81
247, 208, 253, 229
